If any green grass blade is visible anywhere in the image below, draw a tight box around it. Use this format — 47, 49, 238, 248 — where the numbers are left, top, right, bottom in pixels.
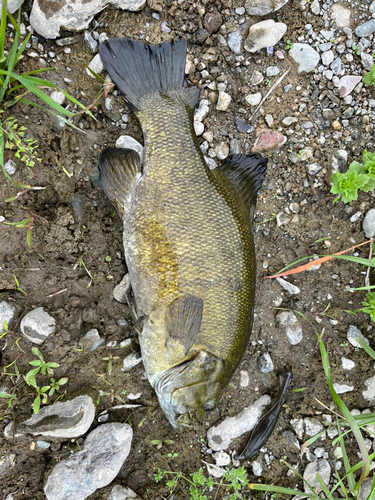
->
324, 254, 375, 266
316, 473, 333, 499
275, 256, 313, 275
358, 337, 375, 361
318, 335, 370, 491
7, 7, 21, 36
15, 32, 31, 62
349, 285, 375, 291
22, 67, 55, 76
0, 1, 7, 63
18, 98, 83, 132
249, 484, 308, 497
303, 428, 327, 447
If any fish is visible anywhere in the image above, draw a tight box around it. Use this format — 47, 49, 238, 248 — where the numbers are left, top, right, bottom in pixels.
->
237, 371, 292, 460
98, 36, 267, 430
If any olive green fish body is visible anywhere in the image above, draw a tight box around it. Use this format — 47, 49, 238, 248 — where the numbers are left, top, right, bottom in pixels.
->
99, 38, 267, 428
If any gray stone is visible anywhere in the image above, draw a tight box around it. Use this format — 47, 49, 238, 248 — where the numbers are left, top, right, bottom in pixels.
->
371, 1, 375, 14
36, 440, 51, 449
341, 357, 355, 370
245, 93, 262, 106
333, 383, 354, 394
0, 0, 25, 16
44, 423, 133, 500
304, 417, 324, 437
115, 136, 143, 161
79, 329, 104, 352
86, 54, 104, 77
282, 116, 298, 126
363, 376, 375, 404
20, 307, 56, 345
265, 114, 274, 128
250, 70, 264, 85
194, 102, 210, 122
331, 4, 351, 28
113, 274, 131, 304
319, 42, 332, 52
216, 92, 231, 111
5, 396, 95, 440
330, 57, 342, 75
0, 301, 16, 333
275, 277, 300, 295
321, 50, 334, 66
363, 209, 375, 238
338, 76, 362, 98
257, 352, 274, 373
207, 395, 271, 451
227, 30, 242, 55
194, 121, 204, 136
30, 0, 146, 39
276, 310, 303, 345
216, 143, 229, 160
84, 31, 98, 52
245, 0, 290, 15
266, 66, 280, 77
355, 20, 375, 38
205, 157, 217, 170
108, 485, 140, 499
244, 20, 287, 54
360, 479, 375, 500
347, 325, 369, 348
350, 212, 361, 223
303, 459, 331, 492
320, 30, 333, 41
122, 351, 142, 371
332, 149, 348, 174
4, 159, 17, 175
290, 43, 320, 74
361, 52, 374, 71
307, 163, 322, 175
252, 461, 263, 476
310, 0, 320, 15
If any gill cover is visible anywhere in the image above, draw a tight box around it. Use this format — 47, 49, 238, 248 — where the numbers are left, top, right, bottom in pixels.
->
154, 350, 224, 429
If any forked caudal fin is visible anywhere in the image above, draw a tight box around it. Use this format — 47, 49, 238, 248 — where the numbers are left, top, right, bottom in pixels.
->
99, 37, 200, 112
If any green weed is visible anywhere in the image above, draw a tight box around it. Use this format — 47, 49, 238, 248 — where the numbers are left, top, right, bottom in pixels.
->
331, 150, 375, 203
24, 347, 59, 386
4, 213, 33, 251
285, 40, 294, 50
363, 63, 375, 86
151, 438, 175, 450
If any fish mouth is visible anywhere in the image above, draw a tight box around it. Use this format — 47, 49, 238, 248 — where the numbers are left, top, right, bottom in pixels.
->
154, 350, 224, 430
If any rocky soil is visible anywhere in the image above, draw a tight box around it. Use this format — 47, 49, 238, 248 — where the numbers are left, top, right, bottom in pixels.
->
0, 0, 375, 499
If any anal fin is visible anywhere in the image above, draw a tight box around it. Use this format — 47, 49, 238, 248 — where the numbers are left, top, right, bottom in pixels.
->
98, 147, 142, 218
165, 295, 203, 355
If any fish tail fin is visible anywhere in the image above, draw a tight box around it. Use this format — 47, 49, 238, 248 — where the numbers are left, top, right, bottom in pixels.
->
99, 37, 200, 112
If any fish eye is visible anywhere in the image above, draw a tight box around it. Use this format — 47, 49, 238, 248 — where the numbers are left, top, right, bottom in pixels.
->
203, 402, 214, 412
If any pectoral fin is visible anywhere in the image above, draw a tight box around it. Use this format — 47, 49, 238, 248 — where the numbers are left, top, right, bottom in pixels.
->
165, 295, 203, 355
215, 154, 267, 220
98, 147, 142, 218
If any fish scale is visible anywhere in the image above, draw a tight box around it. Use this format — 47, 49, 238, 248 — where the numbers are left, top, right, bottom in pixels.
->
98, 36, 267, 428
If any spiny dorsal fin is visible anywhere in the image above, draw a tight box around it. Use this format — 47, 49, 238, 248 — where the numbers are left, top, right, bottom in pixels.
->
165, 295, 203, 355
216, 154, 267, 215
98, 147, 141, 218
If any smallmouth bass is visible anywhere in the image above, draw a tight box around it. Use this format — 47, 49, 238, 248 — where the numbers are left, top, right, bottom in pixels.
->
98, 37, 267, 429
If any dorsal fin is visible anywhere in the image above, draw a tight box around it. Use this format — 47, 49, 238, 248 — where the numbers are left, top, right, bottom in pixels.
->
98, 147, 142, 218
216, 154, 267, 213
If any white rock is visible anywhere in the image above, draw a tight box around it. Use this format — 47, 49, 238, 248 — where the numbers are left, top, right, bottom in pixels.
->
213, 451, 231, 466
289, 43, 320, 74
207, 395, 271, 451
363, 209, 375, 238
333, 383, 354, 394
86, 54, 105, 77
30, 0, 146, 39
363, 376, 375, 404
194, 103, 209, 122
194, 121, 205, 136
276, 277, 301, 295
113, 274, 131, 304
205, 462, 225, 478
303, 459, 331, 493
122, 352, 142, 371
5, 396, 95, 439
245, 0, 290, 15
0, 301, 16, 333
216, 92, 232, 111
20, 307, 56, 344
290, 418, 304, 439
4, 159, 17, 175
240, 370, 249, 387
347, 325, 369, 348
216, 143, 229, 160
276, 310, 303, 345
108, 485, 141, 499
245, 92, 262, 106
50, 91, 66, 106
321, 50, 334, 66
44, 423, 133, 500
115, 136, 144, 161
304, 417, 324, 437
361, 52, 374, 71
0, 0, 25, 16
252, 461, 263, 476
341, 357, 355, 370
331, 4, 351, 27
244, 20, 287, 53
